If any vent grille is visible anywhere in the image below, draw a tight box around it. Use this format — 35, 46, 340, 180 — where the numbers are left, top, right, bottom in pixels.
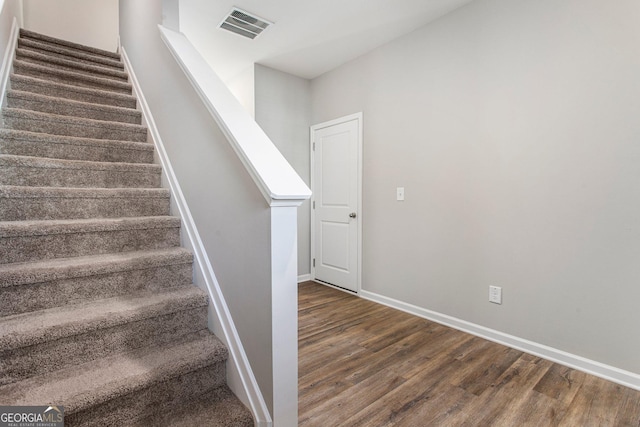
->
219, 8, 272, 40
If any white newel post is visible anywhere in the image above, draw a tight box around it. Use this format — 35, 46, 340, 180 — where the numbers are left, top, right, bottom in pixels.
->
270, 203, 301, 427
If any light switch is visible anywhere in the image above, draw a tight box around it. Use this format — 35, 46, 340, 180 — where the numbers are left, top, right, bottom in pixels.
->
396, 187, 405, 201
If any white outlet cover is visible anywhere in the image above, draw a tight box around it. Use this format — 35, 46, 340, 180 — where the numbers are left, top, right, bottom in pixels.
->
489, 286, 502, 304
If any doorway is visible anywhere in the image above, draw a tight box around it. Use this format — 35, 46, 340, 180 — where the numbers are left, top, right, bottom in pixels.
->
310, 113, 362, 293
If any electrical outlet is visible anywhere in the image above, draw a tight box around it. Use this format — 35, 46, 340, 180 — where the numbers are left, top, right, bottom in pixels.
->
489, 286, 502, 304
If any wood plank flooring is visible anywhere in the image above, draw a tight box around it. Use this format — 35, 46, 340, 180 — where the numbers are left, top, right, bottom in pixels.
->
298, 281, 640, 426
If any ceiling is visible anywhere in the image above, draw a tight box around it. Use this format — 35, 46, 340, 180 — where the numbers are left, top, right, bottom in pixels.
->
179, 0, 475, 83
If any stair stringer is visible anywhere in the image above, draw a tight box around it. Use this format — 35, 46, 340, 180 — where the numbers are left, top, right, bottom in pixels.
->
121, 46, 272, 427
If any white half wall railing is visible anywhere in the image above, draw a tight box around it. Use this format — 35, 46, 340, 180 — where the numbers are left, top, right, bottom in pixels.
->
120, 47, 272, 427
158, 25, 310, 427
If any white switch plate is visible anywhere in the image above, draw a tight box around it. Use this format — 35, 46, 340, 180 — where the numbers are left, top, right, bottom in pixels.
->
489, 286, 502, 304
397, 187, 405, 201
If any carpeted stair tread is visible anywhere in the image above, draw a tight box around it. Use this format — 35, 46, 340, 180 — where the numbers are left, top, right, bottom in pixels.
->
0, 286, 207, 351
0, 185, 168, 198
0, 330, 227, 412
20, 28, 121, 60
0, 247, 192, 288
134, 385, 254, 427
0, 154, 160, 187
0, 296, 209, 387
17, 38, 124, 70
11, 74, 137, 109
3, 108, 147, 142
0, 215, 180, 238
16, 48, 129, 81
6, 90, 141, 124
0, 129, 153, 163
0, 154, 160, 175
0, 216, 181, 264
13, 59, 132, 94
0, 288, 209, 386
0, 248, 193, 316
0, 185, 170, 221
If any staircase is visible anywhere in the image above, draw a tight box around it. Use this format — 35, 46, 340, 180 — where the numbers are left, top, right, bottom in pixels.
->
0, 29, 254, 426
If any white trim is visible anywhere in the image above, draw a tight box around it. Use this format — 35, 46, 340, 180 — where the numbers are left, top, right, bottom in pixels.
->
310, 112, 363, 294
297, 273, 311, 283
158, 25, 310, 207
360, 289, 640, 391
121, 47, 272, 427
0, 16, 18, 109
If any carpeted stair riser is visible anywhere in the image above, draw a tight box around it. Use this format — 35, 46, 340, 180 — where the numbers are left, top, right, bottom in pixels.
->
0, 129, 154, 163
0, 216, 181, 264
0, 332, 228, 423
68, 364, 226, 427
7, 91, 141, 125
0, 187, 170, 221
3, 109, 147, 142
11, 74, 137, 109
1, 288, 209, 385
134, 385, 256, 427
20, 28, 121, 61
2, 307, 209, 387
0, 287, 207, 353
13, 60, 132, 94
17, 38, 125, 70
1, 267, 194, 317
0, 249, 194, 316
16, 48, 129, 81
0, 155, 160, 188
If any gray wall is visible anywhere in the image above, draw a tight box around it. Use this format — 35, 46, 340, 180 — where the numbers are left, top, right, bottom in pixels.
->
310, 0, 640, 374
23, 0, 118, 51
119, 0, 275, 412
0, 0, 21, 53
254, 64, 312, 277
0, 0, 17, 66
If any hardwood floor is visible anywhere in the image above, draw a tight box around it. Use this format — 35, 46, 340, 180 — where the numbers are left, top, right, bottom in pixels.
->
298, 281, 640, 426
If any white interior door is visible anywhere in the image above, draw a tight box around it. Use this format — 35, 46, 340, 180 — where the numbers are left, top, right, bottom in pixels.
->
311, 113, 362, 293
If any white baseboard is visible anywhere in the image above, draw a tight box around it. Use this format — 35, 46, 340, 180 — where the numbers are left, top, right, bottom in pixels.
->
298, 273, 311, 283
121, 47, 271, 427
360, 289, 640, 391
0, 17, 18, 109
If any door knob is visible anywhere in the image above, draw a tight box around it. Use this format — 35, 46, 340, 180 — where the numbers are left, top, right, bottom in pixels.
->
349, 212, 357, 218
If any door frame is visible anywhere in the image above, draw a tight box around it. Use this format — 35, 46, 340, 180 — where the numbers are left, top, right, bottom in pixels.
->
310, 112, 363, 294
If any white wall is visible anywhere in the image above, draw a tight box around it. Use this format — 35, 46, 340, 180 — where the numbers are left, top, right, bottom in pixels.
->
23, 0, 118, 51
0, 0, 21, 48
227, 65, 255, 118
311, 0, 640, 375
0, 0, 21, 110
119, 0, 275, 414
255, 64, 311, 278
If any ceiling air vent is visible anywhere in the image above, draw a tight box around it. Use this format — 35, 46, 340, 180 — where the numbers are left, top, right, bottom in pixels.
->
219, 8, 272, 40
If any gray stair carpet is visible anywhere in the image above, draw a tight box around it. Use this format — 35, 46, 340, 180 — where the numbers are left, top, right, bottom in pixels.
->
0, 28, 254, 427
